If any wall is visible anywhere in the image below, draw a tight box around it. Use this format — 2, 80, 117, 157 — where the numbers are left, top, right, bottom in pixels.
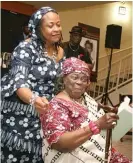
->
109, 82, 132, 106
58, 1, 132, 69
1, 1, 132, 69
58, 1, 132, 103
1, 1, 37, 16
97, 81, 132, 105
2, 2, 132, 60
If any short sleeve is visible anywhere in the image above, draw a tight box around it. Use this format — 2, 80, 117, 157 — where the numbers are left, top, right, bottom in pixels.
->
40, 100, 71, 145
1, 41, 34, 98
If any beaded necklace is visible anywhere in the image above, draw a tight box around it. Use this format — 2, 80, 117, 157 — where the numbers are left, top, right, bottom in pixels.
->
63, 90, 86, 107
44, 51, 57, 61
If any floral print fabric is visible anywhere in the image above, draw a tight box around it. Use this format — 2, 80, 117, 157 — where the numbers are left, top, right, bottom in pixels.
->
1, 41, 63, 100
62, 57, 90, 77
1, 6, 64, 163
110, 148, 132, 163
1, 6, 61, 100
41, 93, 131, 163
1, 145, 43, 163
41, 97, 89, 145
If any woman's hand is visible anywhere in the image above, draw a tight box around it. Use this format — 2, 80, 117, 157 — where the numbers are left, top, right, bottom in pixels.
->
34, 96, 49, 114
98, 103, 118, 113
103, 105, 118, 114
96, 113, 119, 130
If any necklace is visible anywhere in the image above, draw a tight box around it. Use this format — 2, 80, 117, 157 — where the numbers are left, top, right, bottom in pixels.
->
44, 50, 57, 62
63, 90, 85, 106
52, 52, 57, 60
69, 43, 79, 52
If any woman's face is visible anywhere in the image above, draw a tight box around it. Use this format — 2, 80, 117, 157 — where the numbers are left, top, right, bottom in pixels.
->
64, 72, 90, 98
41, 12, 62, 44
85, 43, 92, 54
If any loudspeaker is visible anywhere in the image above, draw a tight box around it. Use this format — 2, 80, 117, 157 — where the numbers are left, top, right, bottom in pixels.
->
105, 24, 122, 49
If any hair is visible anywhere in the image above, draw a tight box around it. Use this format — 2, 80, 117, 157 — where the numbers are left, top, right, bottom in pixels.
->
35, 11, 63, 52
84, 40, 93, 49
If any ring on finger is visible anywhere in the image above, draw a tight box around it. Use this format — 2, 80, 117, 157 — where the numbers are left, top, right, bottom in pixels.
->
112, 122, 116, 125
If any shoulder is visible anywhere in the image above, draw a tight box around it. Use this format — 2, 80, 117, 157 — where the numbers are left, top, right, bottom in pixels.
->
13, 39, 37, 55
51, 92, 71, 107
11, 39, 35, 61
14, 39, 33, 51
50, 97, 67, 111
56, 92, 71, 101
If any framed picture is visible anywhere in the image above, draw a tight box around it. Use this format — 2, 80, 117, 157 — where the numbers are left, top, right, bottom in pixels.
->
78, 23, 100, 82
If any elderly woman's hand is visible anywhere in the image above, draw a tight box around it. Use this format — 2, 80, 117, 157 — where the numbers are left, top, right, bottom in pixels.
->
96, 113, 119, 130
98, 103, 118, 114
103, 105, 118, 114
34, 96, 49, 114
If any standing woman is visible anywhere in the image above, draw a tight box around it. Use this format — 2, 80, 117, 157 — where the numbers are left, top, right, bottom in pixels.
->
1, 7, 64, 162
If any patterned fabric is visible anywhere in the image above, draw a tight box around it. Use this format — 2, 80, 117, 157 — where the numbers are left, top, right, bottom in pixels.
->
40, 93, 131, 163
1, 6, 64, 162
1, 44, 63, 99
1, 144, 44, 163
28, 7, 57, 40
41, 93, 107, 163
110, 148, 132, 163
62, 57, 90, 77
41, 97, 89, 145
1, 6, 62, 100
1, 100, 42, 156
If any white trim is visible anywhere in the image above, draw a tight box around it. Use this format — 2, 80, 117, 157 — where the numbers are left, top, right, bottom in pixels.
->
99, 47, 132, 59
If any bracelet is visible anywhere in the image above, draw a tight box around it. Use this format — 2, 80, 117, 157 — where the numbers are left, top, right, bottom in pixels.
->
29, 93, 38, 105
89, 121, 101, 135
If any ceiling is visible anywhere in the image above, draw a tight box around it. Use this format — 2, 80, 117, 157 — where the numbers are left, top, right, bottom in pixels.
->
23, 1, 112, 12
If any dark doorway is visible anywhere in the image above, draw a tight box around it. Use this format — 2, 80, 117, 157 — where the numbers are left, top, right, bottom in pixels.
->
1, 9, 30, 77
1, 9, 30, 53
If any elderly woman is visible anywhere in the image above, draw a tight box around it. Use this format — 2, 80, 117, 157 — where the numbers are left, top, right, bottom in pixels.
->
1, 7, 64, 162
41, 57, 131, 163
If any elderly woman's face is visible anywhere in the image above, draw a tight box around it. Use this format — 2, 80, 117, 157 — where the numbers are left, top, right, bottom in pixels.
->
41, 12, 62, 43
64, 72, 89, 98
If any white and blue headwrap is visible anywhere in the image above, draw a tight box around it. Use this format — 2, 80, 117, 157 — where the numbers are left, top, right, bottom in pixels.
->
28, 7, 58, 40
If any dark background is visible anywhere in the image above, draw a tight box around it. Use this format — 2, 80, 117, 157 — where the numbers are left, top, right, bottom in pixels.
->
1, 9, 30, 77
1, 9, 30, 53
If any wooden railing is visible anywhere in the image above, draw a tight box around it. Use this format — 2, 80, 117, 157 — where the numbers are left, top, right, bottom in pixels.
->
88, 47, 132, 100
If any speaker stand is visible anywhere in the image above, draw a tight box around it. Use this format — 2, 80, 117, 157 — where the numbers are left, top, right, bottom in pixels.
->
100, 48, 114, 163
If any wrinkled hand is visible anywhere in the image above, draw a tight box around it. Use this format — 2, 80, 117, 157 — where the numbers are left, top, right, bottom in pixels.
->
33, 96, 49, 114
96, 113, 119, 130
103, 105, 118, 114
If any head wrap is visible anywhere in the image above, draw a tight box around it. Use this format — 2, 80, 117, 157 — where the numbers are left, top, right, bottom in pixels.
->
28, 6, 58, 39
62, 57, 90, 77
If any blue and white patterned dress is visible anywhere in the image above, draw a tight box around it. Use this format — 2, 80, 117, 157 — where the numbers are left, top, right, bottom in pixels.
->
1, 6, 64, 162
1, 39, 64, 162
